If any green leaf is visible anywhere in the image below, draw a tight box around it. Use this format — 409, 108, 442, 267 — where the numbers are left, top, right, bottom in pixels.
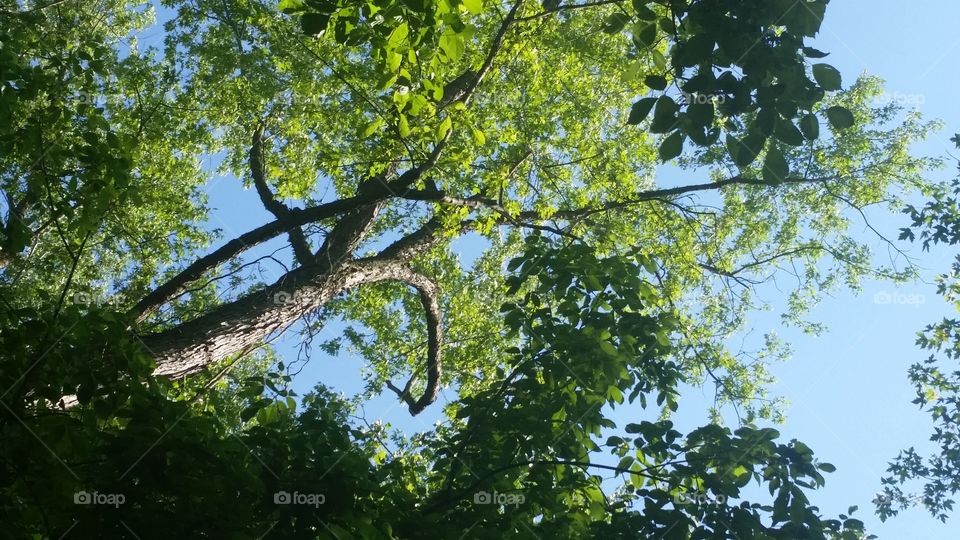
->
774, 118, 804, 146
599, 340, 619, 357
627, 97, 657, 125
361, 118, 384, 137
387, 22, 410, 49
386, 51, 402, 72
658, 131, 684, 162
658, 16, 675, 34
650, 97, 678, 133
753, 108, 777, 136
471, 126, 485, 145
812, 64, 842, 91
300, 13, 330, 36
726, 134, 764, 167
633, 22, 658, 48
803, 47, 830, 58
439, 32, 464, 62
278, 0, 306, 14
435, 116, 452, 140
817, 462, 837, 473
799, 113, 820, 140
763, 145, 789, 183
603, 13, 631, 34
686, 101, 714, 127
644, 74, 667, 90
675, 34, 714, 67
632, 0, 656, 20
826, 106, 855, 129
462, 0, 482, 15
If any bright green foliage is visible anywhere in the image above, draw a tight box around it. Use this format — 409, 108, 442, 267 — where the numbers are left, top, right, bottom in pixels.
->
0, 0, 212, 307
0, 0, 946, 536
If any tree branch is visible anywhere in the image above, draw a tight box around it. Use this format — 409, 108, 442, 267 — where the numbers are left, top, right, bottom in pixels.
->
399, 174, 839, 225
249, 120, 314, 265
514, 0, 627, 22
381, 268, 443, 416
463, 0, 525, 107
130, 184, 390, 321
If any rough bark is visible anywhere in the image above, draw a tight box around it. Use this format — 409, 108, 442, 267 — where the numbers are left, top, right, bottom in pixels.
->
137, 208, 447, 378
141, 258, 381, 376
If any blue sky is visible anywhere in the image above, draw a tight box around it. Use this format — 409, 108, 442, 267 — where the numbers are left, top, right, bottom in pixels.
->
177, 1, 960, 536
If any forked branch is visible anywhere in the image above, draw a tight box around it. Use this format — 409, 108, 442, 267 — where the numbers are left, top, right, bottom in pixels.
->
250, 121, 314, 265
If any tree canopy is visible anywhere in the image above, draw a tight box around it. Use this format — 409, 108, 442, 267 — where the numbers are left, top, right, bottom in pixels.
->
0, 0, 954, 537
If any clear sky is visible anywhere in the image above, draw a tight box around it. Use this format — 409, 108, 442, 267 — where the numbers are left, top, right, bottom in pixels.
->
179, 1, 960, 537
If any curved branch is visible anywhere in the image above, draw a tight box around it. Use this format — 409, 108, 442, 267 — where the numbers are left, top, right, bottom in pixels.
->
250, 120, 314, 265
381, 268, 443, 416
138, 210, 452, 380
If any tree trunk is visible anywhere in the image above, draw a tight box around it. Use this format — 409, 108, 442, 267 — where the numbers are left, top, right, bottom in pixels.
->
139, 256, 430, 377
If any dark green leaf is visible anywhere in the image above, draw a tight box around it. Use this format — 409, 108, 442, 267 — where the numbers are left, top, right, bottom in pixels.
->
763, 145, 789, 183
774, 118, 805, 146
650, 96, 679, 133
812, 64, 842, 91
686, 101, 714, 127
603, 13, 631, 34
300, 13, 330, 37
632, 0, 656, 20
727, 134, 765, 167
799, 113, 820, 140
633, 22, 658, 48
628, 97, 657, 125
826, 106, 855, 129
817, 462, 837, 473
645, 75, 668, 90
803, 47, 830, 58
659, 131, 684, 161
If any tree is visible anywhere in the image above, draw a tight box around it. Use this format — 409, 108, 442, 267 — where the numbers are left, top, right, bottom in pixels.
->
878, 143, 960, 522
0, 0, 940, 537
